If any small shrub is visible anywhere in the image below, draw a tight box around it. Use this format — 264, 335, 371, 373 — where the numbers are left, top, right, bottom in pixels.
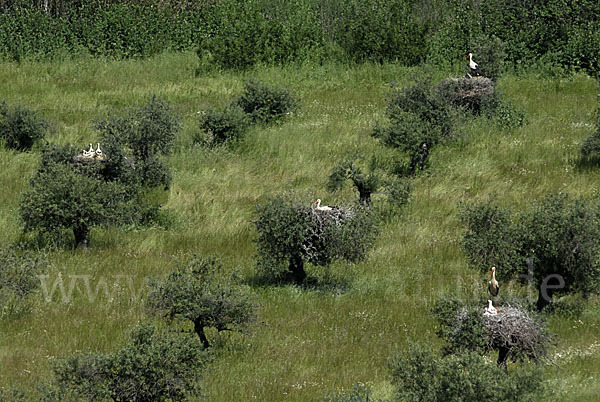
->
53, 322, 207, 401
147, 255, 258, 348
195, 105, 250, 147
0, 101, 49, 150
0, 247, 47, 317
432, 298, 552, 367
483, 94, 526, 130
234, 78, 298, 124
389, 344, 545, 402
128, 96, 180, 161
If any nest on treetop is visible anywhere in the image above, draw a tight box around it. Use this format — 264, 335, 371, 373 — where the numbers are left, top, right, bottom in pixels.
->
439, 77, 495, 112
480, 304, 551, 361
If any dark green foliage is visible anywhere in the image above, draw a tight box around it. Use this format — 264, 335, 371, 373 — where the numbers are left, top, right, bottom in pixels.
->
254, 196, 378, 284
485, 96, 526, 130
147, 256, 258, 349
469, 34, 506, 82
372, 77, 453, 174
388, 344, 545, 402
53, 322, 207, 401
459, 199, 523, 281
520, 194, 600, 310
1, 1, 599, 75
19, 161, 137, 247
327, 159, 412, 212
128, 96, 179, 161
234, 79, 298, 124
96, 96, 179, 189
0, 100, 49, 150
0, 3, 203, 61
432, 298, 553, 367
195, 105, 250, 147
0, 247, 47, 317
461, 194, 600, 311
197, 0, 323, 69
431, 298, 488, 356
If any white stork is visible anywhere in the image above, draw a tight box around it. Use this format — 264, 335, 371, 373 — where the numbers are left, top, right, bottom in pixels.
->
82, 142, 94, 157
95, 143, 103, 158
466, 53, 482, 77
488, 266, 499, 306
312, 199, 333, 212
484, 299, 497, 316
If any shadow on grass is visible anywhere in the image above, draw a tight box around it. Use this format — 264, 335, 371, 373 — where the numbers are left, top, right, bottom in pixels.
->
247, 267, 352, 294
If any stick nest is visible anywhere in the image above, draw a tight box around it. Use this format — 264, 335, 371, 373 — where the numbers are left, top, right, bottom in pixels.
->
439, 77, 495, 111
479, 304, 550, 360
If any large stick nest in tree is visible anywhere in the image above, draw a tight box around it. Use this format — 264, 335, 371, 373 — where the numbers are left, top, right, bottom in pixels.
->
480, 305, 551, 361
439, 77, 495, 112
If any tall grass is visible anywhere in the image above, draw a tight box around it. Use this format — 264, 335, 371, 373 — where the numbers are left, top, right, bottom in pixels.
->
0, 52, 599, 400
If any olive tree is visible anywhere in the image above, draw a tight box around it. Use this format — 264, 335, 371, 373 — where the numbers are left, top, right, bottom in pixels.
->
147, 256, 257, 349
19, 161, 136, 248
460, 194, 600, 311
254, 196, 378, 284
372, 76, 454, 174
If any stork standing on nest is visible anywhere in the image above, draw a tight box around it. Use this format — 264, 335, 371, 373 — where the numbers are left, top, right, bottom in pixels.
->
488, 266, 499, 306
466, 52, 482, 78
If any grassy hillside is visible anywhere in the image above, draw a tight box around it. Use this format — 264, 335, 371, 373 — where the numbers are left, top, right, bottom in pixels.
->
0, 52, 599, 400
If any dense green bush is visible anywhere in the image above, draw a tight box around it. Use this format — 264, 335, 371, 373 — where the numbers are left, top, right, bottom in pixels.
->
198, 0, 322, 69
19, 161, 137, 247
147, 255, 258, 348
461, 194, 600, 311
372, 77, 454, 174
1, 1, 599, 74
0, 100, 50, 150
254, 196, 378, 284
0, 247, 47, 317
53, 322, 207, 401
469, 34, 506, 81
234, 78, 298, 124
388, 344, 545, 402
195, 105, 250, 147
96, 95, 179, 189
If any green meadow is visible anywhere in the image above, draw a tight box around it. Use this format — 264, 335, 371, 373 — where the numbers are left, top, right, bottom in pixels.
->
0, 52, 599, 400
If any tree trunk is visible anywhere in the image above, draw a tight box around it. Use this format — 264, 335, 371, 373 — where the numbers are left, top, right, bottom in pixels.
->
497, 346, 510, 369
73, 224, 89, 249
358, 188, 371, 206
536, 286, 554, 312
289, 254, 306, 285
194, 319, 210, 349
